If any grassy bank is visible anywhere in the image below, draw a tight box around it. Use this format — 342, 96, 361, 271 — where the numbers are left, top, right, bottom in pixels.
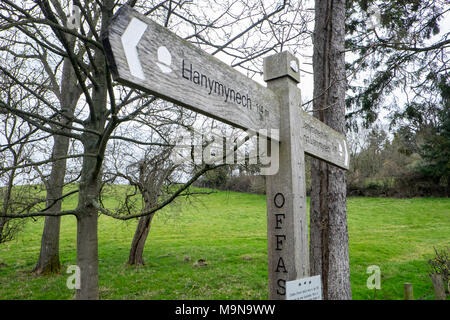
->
0, 190, 448, 300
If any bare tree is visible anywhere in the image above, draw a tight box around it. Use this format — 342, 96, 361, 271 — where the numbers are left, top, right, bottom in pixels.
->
0, 1, 85, 273
0, 74, 47, 244
33, 19, 82, 275
106, 144, 180, 266
102, 104, 253, 266
101, 101, 196, 266
126, 151, 176, 266
0, 113, 37, 244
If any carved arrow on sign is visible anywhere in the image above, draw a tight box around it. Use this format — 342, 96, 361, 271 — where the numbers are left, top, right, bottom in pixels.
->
121, 17, 147, 80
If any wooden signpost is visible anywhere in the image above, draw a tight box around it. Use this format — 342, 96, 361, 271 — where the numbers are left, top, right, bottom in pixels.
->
103, 5, 350, 300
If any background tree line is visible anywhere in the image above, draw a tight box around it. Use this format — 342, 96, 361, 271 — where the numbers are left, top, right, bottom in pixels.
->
199, 0, 450, 200
202, 105, 449, 198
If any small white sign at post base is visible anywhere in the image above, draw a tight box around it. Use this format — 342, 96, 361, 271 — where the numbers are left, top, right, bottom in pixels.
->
286, 275, 322, 300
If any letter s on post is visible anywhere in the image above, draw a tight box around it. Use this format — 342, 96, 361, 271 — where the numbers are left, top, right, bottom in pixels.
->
277, 279, 286, 296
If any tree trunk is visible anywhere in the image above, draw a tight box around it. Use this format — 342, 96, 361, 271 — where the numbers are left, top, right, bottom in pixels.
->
0, 168, 16, 243
74, 94, 105, 300
76, 207, 99, 300
74, 0, 113, 299
447, 177, 450, 197
128, 159, 166, 266
75, 131, 103, 300
310, 0, 352, 300
128, 213, 154, 266
33, 217, 62, 274
32, 136, 68, 274
0, 219, 5, 241
33, 36, 80, 275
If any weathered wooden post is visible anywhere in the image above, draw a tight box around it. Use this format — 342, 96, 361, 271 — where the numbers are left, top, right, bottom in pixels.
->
431, 274, 446, 300
264, 52, 309, 300
104, 5, 350, 300
404, 282, 414, 300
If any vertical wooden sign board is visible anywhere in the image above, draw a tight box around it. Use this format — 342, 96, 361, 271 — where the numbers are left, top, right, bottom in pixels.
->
263, 52, 309, 300
103, 6, 350, 300
262, 52, 348, 299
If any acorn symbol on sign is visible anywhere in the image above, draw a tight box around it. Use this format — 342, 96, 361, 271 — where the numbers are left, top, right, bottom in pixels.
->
156, 46, 172, 74
290, 60, 299, 73
338, 141, 343, 157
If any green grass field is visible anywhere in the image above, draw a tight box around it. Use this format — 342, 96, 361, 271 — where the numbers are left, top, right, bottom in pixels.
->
0, 189, 449, 300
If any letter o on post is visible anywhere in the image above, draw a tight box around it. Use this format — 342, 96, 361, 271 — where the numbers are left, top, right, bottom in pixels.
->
274, 193, 285, 208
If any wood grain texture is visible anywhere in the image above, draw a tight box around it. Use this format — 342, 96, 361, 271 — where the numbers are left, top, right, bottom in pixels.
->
301, 110, 349, 170
404, 282, 414, 300
103, 6, 351, 162
265, 77, 309, 300
103, 5, 280, 137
